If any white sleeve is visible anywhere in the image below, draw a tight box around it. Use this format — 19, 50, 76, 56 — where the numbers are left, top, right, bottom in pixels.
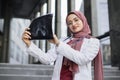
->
26, 42, 57, 65
56, 38, 100, 66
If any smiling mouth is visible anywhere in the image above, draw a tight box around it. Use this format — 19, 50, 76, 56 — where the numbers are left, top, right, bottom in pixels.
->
73, 27, 77, 30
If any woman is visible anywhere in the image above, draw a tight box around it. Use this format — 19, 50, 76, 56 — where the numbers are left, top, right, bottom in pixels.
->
22, 11, 103, 80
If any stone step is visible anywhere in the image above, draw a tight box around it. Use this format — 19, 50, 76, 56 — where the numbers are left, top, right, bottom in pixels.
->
0, 63, 54, 69
1, 67, 119, 76
0, 74, 52, 80
0, 74, 120, 80
0, 67, 53, 75
0, 63, 120, 80
92, 65, 120, 76
103, 76, 120, 80
103, 69, 120, 76
0, 63, 54, 76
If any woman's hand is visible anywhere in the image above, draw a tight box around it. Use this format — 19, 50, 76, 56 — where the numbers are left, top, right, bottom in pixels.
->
48, 34, 60, 46
22, 28, 31, 47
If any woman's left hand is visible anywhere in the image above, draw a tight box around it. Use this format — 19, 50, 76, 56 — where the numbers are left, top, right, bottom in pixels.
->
48, 34, 60, 46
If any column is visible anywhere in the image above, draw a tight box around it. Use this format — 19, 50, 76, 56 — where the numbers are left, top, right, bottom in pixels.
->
55, 0, 67, 38
108, 0, 120, 67
91, 0, 99, 36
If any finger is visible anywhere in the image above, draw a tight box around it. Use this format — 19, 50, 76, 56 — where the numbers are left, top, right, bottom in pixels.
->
53, 34, 58, 40
25, 27, 30, 31
25, 34, 31, 39
24, 30, 31, 35
23, 33, 31, 39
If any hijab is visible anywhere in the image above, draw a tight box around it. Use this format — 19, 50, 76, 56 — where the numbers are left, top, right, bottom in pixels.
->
63, 11, 103, 80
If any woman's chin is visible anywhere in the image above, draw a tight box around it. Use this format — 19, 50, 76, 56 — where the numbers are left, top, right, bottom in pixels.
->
72, 30, 80, 33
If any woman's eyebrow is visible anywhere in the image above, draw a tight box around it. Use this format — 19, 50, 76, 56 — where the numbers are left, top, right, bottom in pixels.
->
73, 17, 79, 20
68, 17, 78, 21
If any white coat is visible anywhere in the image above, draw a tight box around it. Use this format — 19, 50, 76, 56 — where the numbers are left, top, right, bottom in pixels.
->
26, 37, 100, 80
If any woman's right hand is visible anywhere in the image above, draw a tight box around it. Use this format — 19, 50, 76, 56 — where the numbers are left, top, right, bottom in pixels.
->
22, 28, 31, 47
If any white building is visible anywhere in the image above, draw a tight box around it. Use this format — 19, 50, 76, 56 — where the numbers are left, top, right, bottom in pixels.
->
0, 0, 110, 65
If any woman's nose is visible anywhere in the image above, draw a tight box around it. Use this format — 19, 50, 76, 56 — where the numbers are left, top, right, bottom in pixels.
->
72, 21, 76, 26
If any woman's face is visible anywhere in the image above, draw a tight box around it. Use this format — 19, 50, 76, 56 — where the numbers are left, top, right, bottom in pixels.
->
67, 14, 83, 33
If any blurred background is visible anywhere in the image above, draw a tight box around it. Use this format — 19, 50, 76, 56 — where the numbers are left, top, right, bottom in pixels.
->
0, 0, 120, 80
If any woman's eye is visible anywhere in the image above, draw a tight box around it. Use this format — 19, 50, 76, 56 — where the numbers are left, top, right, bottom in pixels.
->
75, 19, 78, 22
68, 22, 72, 25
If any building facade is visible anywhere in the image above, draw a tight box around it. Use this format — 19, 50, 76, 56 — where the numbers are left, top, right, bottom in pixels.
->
0, 0, 111, 65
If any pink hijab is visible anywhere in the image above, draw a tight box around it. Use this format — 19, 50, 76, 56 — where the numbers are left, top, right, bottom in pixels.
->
64, 11, 103, 80
66, 11, 91, 37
